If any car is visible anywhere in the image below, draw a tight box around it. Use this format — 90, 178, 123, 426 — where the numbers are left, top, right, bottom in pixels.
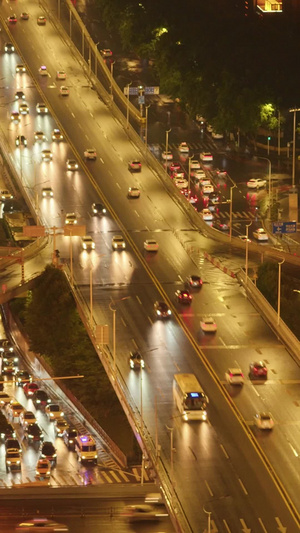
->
211, 131, 224, 139
215, 168, 227, 177
178, 142, 189, 153
24, 423, 44, 443
169, 162, 181, 172
62, 428, 78, 450
213, 220, 229, 232
0, 189, 13, 200
3, 351, 18, 364
5, 438, 22, 453
200, 317, 217, 333
23, 382, 39, 397
175, 289, 192, 304
37, 15, 46, 25
20, 12, 29, 20
154, 301, 171, 318
247, 178, 266, 189
100, 48, 113, 58
192, 169, 206, 180
239, 235, 252, 243
36, 458, 51, 478
0, 392, 12, 407
225, 368, 244, 385
186, 275, 202, 289
172, 171, 185, 179
254, 412, 274, 430
112, 235, 126, 250
188, 195, 198, 205
66, 159, 79, 171
0, 421, 16, 441
122, 504, 161, 522
15, 135, 27, 147
33, 390, 51, 409
144, 239, 159, 252
174, 178, 188, 189
41, 150, 53, 162
20, 411, 36, 428
34, 131, 46, 142
45, 404, 64, 421
253, 228, 268, 241
60, 85, 69, 96
201, 183, 214, 194
162, 150, 173, 161
36, 103, 48, 114
7, 401, 25, 419
42, 187, 54, 198
5, 43, 15, 53
52, 129, 63, 141
11, 111, 20, 122
249, 361, 268, 378
84, 149, 97, 160
0, 339, 14, 352
15, 91, 25, 100
39, 65, 48, 76
208, 193, 220, 205
65, 213, 77, 225
15, 518, 68, 531
57, 70, 67, 80
92, 202, 106, 215
190, 159, 201, 170
200, 208, 213, 221
200, 152, 213, 162
16, 64, 26, 73
19, 103, 29, 115
6, 449, 21, 472
128, 160, 142, 172
128, 187, 140, 198
8, 14, 17, 23
82, 236, 95, 250
2, 359, 17, 374
129, 351, 145, 370
15, 370, 31, 387
55, 417, 69, 437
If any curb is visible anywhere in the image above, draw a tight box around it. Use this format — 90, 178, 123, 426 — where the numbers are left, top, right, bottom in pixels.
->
204, 251, 237, 278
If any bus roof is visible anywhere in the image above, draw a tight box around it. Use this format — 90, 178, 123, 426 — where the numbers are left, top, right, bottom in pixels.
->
174, 373, 204, 394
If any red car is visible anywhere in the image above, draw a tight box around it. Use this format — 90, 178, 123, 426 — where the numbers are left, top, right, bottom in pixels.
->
175, 290, 192, 304
23, 382, 39, 397
249, 361, 268, 378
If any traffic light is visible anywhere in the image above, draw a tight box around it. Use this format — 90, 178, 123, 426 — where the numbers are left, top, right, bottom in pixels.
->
268, 136, 271, 141
55, 249, 60, 258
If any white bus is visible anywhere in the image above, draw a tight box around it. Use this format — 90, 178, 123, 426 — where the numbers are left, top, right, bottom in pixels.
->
173, 373, 209, 421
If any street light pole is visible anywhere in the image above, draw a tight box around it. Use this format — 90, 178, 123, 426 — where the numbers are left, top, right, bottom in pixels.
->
166, 425, 175, 484
126, 82, 132, 130
289, 107, 300, 188
277, 259, 285, 325
95, 42, 99, 79
110, 61, 115, 100
203, 507, 212, 533
188, 155, 194, 203
89, 262, 93, 327
229, 185, 236, 242
165, 128, 171, 173
145, 104, 150, 151
245, 221, 252, 285
109, 302, 116, 373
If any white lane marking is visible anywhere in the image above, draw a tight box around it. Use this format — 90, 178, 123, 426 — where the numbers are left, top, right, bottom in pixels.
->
147, 316, 153, 325
204, 479, 213, 497
90, 112, 94, 118
258, 517, 268, 532
131, 338, 138, 350
134, 210, 140, 218
220, 444, 229, 459
251, 383, 260, 397
222, 519, 232, 532
275, 517, 287, 532
100, 157, 104, 164
136, 295, 142, 305
71, 112, 75, 118
116, 182, 121, 189
240, 518, 251, 531
174, 362, 181, 372
288, 441, 299, 457
178, 275, 184, 283
238, 478, 248, 495
121, 317, 127, 327
219, 336, 226, 346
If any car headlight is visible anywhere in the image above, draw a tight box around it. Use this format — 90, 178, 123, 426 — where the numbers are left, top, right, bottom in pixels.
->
157, 310, 161, 315
130, 360, 134, 368
83, 244, 87, 249
92, 244, 95, 249
47, 470, 50, 475
53, 453, 57, 458
7, 461, 11, 465
28, 434, 33, 438
16, 460, 20, 464
122, 243, 125, 247
167, 310, 171, 315
82, 455, 86, 459
141, 361, 145, 368
93, 208, 97, 214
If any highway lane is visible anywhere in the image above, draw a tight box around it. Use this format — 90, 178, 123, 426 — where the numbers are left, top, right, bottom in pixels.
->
1, 7, 300, 532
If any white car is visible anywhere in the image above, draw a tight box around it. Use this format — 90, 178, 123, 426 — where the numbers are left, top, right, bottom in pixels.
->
123, 504, 163, 522
42, 187, 54, 198
211, 131, 224, 139
200, 209, 213, 221
178, 142, 189, 153
192, 169, 206, 180
52, 129, 63, 141
200, 317, 217, 333
0, 189, 13, 200
65, 213, 78, 225
239, 235, 251, 243
20, 410, 36, 428
34, 131, 46, 142
190, 159, 200, 170
60, 85, 69, 96
56, 70, 67, 80
39, 65, 48, 76
254, 412, 274, 430
84, 149, 97, 160
162, 151, 173, 161
16, 64, 26, 73
0, 392, 12, 407
225, 368, 244, 385
201, 183, 214, 194
128, 187, 140, 198
45, 403, 64, 421
36, 458, 51, 478
112, 235, 126, 250
36, 103, 48, 114
66, 159, 78, 171
174, 178, 188, 189
19, 103, 29, 115
247, 178, 267, 189
41, 150, 53, 162
173, 171, 185, 179
82, 236, 95, 250
144, 239, 159, 252
200, 152, 213, 162
253, 228, 268, 241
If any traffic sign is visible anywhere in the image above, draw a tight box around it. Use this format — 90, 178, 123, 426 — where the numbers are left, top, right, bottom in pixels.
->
138, 95, 145, 105
123, 86, 139, 96
272, 221, 297, 234
23, 226, 45, 237
144, 86, 160, 95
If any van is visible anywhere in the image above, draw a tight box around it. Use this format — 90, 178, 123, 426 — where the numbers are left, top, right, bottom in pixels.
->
75, 434, 97, 464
